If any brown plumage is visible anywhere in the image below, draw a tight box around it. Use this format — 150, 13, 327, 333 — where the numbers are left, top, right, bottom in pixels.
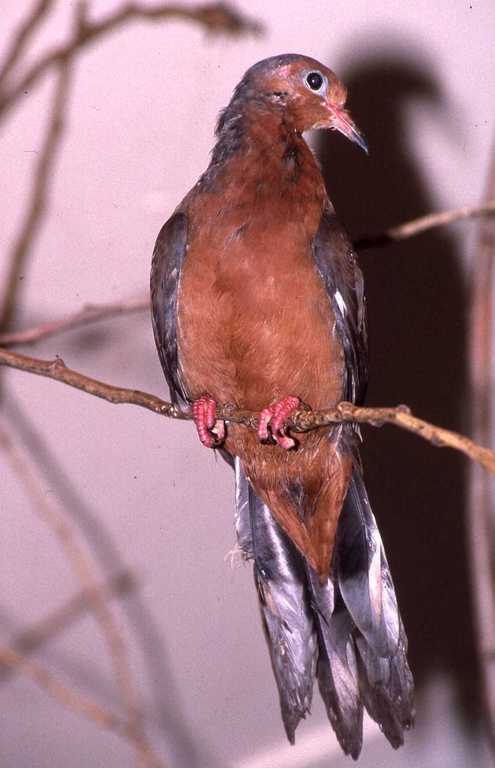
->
151, 54, 414, 758
176, 59, 356, 578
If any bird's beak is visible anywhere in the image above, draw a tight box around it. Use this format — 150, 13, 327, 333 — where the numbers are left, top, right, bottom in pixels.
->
327, 104, 368, 154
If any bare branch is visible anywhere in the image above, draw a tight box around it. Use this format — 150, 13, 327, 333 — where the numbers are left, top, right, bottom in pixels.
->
0, 644, 125, 731
0, 0, 54, 89
0, 644, 161, 765
3, 198, 495, 347
355, 198, 495, 250
0, 419, 160, 767
0, 295, 149, 346
0, 2, 262, 123
0, 345, 180, 415
324, 402, 495, 476
1, 345, 494, 476
0, 50, 72, 332
1, 570, 137, 684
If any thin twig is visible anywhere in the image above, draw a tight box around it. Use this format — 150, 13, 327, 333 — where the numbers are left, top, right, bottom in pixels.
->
1, 15, 158, 763
0, 644, 157, 758
0, 571, 137, 684
3, 199, 494, 347
0, 346, 181, 415
0, 0, 54, 89
0, 418, 161, 767
0, 2, 262, 123
1, 345, 494, 476
355, 199, 495, 250
0, 295, 149, 346
0, 41, 72, 332
326, 402, 495, 476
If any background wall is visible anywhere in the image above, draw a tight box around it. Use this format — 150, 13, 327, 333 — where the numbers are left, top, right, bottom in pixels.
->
1, 1, 494, 766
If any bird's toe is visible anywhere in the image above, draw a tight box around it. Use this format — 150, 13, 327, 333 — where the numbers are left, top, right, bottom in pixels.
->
257, 395, 300, 449
192, 394, 225, 448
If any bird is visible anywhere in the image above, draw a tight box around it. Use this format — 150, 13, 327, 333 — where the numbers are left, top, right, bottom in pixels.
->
150, 53, 414, 759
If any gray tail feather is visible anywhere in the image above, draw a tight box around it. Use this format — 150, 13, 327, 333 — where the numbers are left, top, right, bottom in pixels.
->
234, 458, 414, 758
336, 470, 414, 748
308, 569, 364, 758
235, 459, 317, 742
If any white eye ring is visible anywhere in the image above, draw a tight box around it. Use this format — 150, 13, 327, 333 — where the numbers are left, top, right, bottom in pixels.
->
304, 70, 327, 94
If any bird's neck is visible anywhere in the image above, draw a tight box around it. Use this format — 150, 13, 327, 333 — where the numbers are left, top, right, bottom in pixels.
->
206, 99, 324, 195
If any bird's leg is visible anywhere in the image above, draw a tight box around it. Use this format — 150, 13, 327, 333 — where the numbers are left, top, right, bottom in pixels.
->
192, 394, 225, 448
258, 395, 300, 450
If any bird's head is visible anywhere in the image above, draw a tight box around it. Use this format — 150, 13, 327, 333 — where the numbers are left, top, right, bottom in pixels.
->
230, 54, 367, 153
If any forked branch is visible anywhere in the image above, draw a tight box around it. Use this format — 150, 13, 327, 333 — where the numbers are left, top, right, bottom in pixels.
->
0, 645, 161, 767
0, 2, 262, 123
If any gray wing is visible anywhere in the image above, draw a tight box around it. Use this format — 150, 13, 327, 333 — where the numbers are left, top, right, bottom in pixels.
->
150, 211, 189, 405
312, 206, 368, 405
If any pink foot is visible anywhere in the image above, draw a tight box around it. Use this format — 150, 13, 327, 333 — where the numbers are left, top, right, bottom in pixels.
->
258, 396, 300, 450
192, 395, 225, 448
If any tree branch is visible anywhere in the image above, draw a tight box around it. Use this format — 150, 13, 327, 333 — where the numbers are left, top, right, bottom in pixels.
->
2, 200, 494, 346
0, 645, 161, 766
0, 2, 262, 123
0, 417, 159, 766
0, 294, 149, 346
468, 146, 495, 745
0, 346, 181, 415
0, 38, 72, 332
0, 0, 54, 89
355, 198, 495, 250
1, 570, 137, 684
1, 345, 494, 475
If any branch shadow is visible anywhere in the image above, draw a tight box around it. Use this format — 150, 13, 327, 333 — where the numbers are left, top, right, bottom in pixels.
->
317, 47, 477, 717
4, 393, 222, 768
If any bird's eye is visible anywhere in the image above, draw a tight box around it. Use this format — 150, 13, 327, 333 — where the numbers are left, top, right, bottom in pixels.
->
306, 71, 324, 91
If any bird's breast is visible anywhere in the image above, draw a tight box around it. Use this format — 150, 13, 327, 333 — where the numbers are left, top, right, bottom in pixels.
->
177, 157, 345, 412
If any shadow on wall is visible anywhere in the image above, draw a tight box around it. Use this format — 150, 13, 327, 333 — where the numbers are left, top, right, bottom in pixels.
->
318, 46, 478, 718
3, 393, 223, 768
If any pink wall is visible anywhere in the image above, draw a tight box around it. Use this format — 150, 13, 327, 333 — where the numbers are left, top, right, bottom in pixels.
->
1, 1, 494, 766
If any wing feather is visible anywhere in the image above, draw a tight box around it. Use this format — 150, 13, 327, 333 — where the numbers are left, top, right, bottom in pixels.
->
150, 211, 189, 405
312, 207, 368, 405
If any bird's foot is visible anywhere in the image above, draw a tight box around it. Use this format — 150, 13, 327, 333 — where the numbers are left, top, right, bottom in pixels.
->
258, 395, 300, 450
192, 395, 225, 448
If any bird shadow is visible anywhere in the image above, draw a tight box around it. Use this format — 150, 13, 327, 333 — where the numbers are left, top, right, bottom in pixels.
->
317, 47, 478, 719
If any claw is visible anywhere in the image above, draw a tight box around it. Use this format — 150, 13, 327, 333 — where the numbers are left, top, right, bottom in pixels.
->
258, 396, 300, 450
192, 395, 225, 448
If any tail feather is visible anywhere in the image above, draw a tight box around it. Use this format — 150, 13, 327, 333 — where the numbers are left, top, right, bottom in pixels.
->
234, 458, 414, 757
335, 469, 414, 741
355, 618, 414, 747
235, 459, 317, 742
306, 568, 363, 758
336, 471, 400, 658
316, 601, 364, 758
